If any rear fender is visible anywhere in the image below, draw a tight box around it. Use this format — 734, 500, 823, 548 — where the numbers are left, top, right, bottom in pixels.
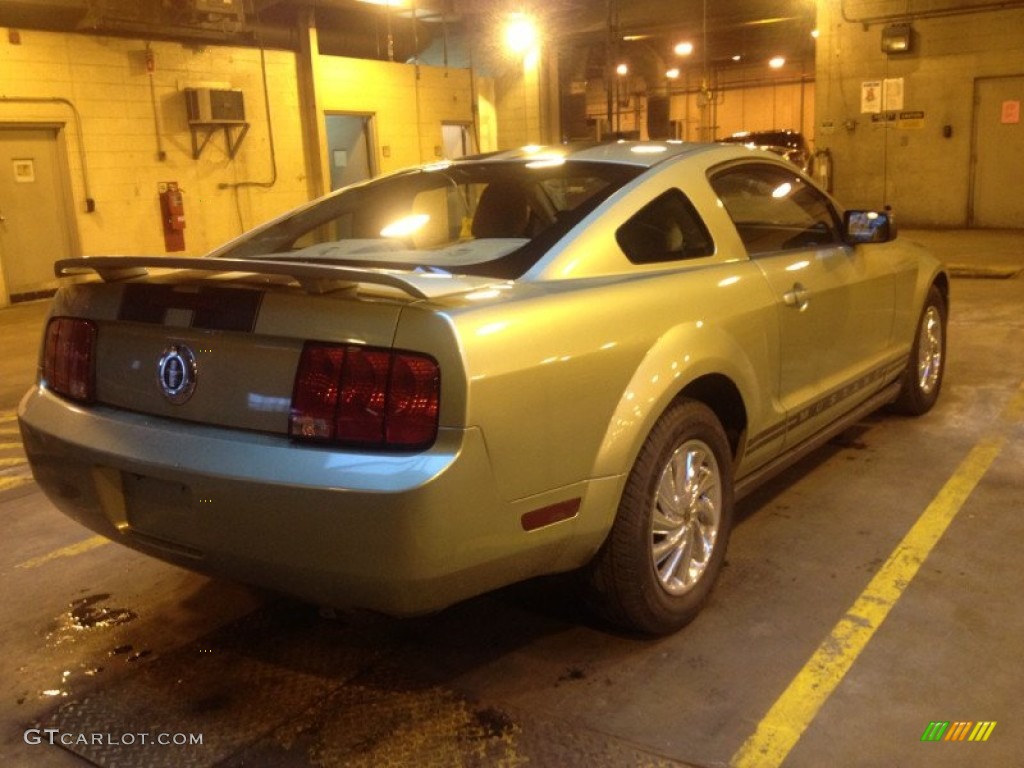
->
591, 321, 760, 485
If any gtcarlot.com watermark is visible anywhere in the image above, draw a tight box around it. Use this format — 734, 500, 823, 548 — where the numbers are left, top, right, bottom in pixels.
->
25, 728, 203, 747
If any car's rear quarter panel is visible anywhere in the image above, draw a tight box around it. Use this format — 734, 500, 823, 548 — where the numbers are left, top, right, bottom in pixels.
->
427, 260, 784, 552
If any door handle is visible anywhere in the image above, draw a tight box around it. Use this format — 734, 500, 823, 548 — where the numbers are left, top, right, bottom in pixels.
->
783, 282, 810, 310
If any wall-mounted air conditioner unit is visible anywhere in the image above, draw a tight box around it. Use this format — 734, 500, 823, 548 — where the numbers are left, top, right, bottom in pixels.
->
184, 88, 245, 124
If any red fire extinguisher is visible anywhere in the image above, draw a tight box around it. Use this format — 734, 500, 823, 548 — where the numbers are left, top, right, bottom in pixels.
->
158, 181, 186, 252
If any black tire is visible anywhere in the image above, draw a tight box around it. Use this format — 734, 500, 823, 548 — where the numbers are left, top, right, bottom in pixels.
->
891, 284, 947, 416
583, 399, 734, 635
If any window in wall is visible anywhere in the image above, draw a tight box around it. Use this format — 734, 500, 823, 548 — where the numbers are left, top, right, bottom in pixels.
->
709, 163, 842, 257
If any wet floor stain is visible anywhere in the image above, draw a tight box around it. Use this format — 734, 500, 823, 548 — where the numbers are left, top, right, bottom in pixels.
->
470, 706, 516, 740
556, 666, 587, 684
68, 593, 137, 630
37, 599, 694, 768
33, 594, 152, 702
47, 593, 139, 647
109, 643, 152, 663
32, 663, 107, 702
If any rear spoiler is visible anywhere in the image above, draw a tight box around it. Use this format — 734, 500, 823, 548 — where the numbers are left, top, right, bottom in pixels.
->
54, 255, 483, 300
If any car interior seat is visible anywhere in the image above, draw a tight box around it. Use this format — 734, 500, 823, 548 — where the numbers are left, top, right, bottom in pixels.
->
472, 182, 532, 238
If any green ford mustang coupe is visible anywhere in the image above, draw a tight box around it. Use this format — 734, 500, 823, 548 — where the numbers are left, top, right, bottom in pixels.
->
18, 141, 948, 635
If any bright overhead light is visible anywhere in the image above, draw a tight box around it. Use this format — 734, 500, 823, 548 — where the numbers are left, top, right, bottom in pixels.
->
505, 13, 538, 55
616, 63, 629, 76
674, 41, 694, 56
666, 67, 680, 79
811, 29, 820, 39
769, 56, 786, 69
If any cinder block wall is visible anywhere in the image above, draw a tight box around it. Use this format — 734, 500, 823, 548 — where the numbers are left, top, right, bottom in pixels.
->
0, 28, 489, 267
317, 56, 478, 172
495, 57, 544, 148
0, 30, 307, 257
815, 1, 1024, 225
582, 64, 816, 144
711, 81, 816, 142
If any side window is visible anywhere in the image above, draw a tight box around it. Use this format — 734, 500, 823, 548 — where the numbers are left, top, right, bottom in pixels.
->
709, 164, 841, 256
615, 189, 715, 264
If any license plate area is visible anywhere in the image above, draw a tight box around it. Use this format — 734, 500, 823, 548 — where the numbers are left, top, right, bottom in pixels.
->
124, 472, 195, 540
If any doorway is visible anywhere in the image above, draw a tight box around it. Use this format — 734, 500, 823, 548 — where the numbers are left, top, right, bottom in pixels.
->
325, 114, 375, 192
0, 126, 79, 305
969, 75, 1024, 227
441, 123, 477, 159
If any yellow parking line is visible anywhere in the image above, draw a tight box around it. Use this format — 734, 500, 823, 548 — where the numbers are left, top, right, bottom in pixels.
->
0, 457, 27, 467
0, 425, 20, 436
0, 475, 34, 493
731, 435, 1005, 768
16, 535, 111, 569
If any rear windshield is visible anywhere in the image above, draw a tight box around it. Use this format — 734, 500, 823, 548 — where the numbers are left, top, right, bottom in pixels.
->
220, 160, 642, 279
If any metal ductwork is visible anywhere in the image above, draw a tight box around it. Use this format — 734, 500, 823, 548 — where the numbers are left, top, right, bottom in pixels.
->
0, 0, 438, 61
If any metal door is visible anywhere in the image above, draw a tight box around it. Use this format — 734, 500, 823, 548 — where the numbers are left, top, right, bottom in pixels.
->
0, 127, 78, 305
969, 76, 1024, 227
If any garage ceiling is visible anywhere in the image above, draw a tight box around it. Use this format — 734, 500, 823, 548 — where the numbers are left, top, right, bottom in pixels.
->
0, 0, 818, 70
547, 0, 817, 63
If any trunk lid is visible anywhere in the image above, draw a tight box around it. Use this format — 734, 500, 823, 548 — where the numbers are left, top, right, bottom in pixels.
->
50, 256, 491, 436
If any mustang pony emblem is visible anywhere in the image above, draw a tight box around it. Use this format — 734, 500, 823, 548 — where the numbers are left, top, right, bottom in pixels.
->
157, 344, 197, 404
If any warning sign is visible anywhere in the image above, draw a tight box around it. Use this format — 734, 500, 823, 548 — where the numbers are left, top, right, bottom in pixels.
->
1001, 100, 1021, 124
898, 111, 925, 129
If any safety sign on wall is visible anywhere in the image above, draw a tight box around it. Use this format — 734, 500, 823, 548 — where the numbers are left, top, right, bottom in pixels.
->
1002, 100, 1021, 124
12, 159, 34, 183
861, 78, 905, 113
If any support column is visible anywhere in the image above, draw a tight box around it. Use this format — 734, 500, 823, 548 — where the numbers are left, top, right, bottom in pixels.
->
296, 8, 328, 200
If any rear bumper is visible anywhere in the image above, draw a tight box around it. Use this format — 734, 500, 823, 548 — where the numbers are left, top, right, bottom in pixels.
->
18, 387, 603, 615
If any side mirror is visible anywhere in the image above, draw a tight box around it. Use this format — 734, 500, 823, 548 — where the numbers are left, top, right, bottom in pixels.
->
843, 210, 896, 244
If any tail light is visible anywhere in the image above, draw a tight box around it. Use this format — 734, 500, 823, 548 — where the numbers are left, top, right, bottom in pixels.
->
42, 317, 98, 403
290, 342, 440, 450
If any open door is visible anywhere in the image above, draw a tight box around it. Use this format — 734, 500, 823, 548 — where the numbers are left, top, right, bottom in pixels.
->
325, 114, 375, 192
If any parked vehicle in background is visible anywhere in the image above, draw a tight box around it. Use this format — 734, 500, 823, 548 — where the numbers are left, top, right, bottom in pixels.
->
19, 141, 947, 635
719, 130, 814, 175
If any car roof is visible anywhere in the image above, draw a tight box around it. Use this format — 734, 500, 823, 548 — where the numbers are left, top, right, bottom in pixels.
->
448, 140, 719, 170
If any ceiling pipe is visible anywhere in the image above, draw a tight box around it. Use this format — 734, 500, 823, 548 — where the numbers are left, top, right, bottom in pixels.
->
0, 0, 437, 60
841, 0, 1024, 26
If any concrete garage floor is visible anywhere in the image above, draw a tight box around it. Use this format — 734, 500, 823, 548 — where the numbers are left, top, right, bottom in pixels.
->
1, 230, 1021, 768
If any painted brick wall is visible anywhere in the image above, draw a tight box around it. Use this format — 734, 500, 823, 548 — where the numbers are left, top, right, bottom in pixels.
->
316, 56, 478, 172
816, 1, 1024, 225
0, 30, 308, 257
1, 28, 490, 269
581, 65, 816, 144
